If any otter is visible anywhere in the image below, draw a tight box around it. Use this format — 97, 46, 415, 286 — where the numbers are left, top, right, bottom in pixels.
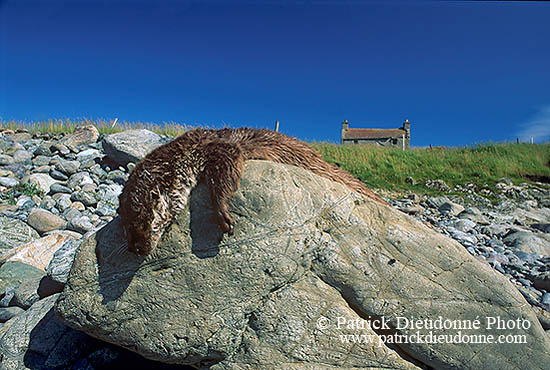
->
118, 127, 385, 255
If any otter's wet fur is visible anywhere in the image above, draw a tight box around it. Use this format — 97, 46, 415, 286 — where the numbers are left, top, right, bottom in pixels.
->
118, 127, 385, 255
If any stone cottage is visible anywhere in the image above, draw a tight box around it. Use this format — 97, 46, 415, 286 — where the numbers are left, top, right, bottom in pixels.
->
341, 119, 411, 149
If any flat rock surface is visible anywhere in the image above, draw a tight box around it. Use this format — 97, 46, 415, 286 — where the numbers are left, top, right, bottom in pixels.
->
55, 161, 550, 369
0, 216, 40, 253
101, 129, 169, 167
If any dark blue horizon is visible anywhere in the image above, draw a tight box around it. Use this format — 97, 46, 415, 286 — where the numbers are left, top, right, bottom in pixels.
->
1, 0, 549, 146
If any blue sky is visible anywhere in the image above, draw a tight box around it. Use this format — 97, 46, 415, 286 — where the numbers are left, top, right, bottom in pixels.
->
1, 0, 549, 146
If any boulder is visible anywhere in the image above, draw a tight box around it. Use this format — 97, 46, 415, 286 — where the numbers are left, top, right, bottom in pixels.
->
101, 129, 169, 167
0, 216, 39, 254
0, 233, 75, 270
20, 173, 57, 194
47, 239, 82, 285
59, 125, 99, 147
0, 261, 45, 294
0, 294, 95, 369
55, 161, 550, 369
503, 231, 550, 255
27, 208, 67, 234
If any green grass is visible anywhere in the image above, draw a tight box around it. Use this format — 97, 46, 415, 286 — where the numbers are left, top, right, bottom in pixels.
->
0, 118, 192, 137
2, 119, 549, 197
312, 142, 550, 194
0, 183, 45, 205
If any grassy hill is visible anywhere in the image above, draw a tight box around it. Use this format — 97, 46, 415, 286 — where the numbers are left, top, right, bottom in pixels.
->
2, 119, 549, 196
312, 142, 550, 194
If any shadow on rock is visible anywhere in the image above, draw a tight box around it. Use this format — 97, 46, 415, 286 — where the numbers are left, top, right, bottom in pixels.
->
95, 217, 143, 304
188, 183, 224, 259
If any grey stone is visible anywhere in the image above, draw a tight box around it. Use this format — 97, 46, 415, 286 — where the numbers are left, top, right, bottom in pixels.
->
458, 207, 490, 225
68, 216, 94, 234
71, 190, 98, 206
27, 208, 67, 234
67, 172, 94, 190
0, 306, 24, 323
481, 224, 510, 238
96, 183, 123, 207
39, 195, 56, 209
12, 149, 32, 163
448, 227, 477, 246
0, 154, 14, 165
102, 129, 169, 167
106, 169, 128, 184
55, 161, 550, 369
0, 294, 95, 370
55, 193, 72, 211
534, 272, 550, 292
438, 201, 465, 216
0, 286, 16, 307
20, 173, 57, 194
33, 145, 52, 157
50, 169, 69, 181
50, 183, 72, 194
46, 239, 82, 285
13, 277, 42, 309
5, 132, 31, 142
59, 125, 99, 147
0, 261, 45, 294
503, 231, 550, 255
89, 164, 108, 178
0, 177, 19, 188
450, 219, 476, 232
532, 223, 550, 233
425, 196, 450, 209
513, 251, 539, 264
63, 207, 82, 223
50, 143, 70, 155
32, 155, 51, 167
55, 159, 80, 175
76, 148, 101, 161
542, 293, 550, 306
0, 216, 39, 253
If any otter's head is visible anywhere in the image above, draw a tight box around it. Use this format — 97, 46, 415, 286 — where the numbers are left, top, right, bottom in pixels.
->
118, 183, 169, 256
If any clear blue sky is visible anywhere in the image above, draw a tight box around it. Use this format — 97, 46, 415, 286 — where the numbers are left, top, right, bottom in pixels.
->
1, 0, 549, 146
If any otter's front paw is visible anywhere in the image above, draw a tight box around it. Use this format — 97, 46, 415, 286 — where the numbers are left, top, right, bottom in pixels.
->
216, 210, 234, 236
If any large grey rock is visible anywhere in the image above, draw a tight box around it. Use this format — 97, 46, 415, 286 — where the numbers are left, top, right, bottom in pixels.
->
0, 176, 19, 188
20, 173, 57, 194
71, 190, 98, 207
0, 216, 39, 253
438, 201, 464, 216
59, 125, 99, 147
0, 294, 94, 370
503, 230, 550, 255
56, 161, 550, 369
0, 261, 45, 294
47, 239, 82, 284
101, 129, 169, 167
0, 233, 75, 270
54, 159, 80, 175
0, 154, 14, 165
12, 149, 32, 163
425, 196, 450, 209
27, 208, 67, 234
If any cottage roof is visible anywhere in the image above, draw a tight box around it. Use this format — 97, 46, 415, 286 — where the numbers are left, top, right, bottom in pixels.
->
342, 128, 405, 140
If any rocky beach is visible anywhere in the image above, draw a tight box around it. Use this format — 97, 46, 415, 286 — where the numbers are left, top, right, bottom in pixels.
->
0, 125, 549, 369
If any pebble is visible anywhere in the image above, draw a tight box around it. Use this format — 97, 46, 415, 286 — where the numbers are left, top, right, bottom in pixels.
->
50, 169, 69, 181
50, 183, 73, 194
